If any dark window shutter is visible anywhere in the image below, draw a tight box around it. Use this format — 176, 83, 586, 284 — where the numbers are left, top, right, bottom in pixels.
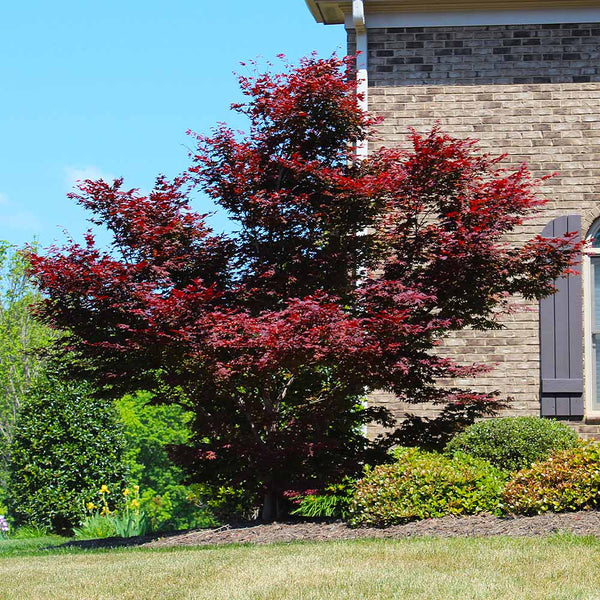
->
539, 214, 583, 417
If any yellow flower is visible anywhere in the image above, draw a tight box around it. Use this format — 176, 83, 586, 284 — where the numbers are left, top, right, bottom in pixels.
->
130, 499, 140, 509
123, 488, 130, 497
133, 485, 140, 493
99, 485, 110, 494
86, 502, 97, 511
100, 505, 111, 516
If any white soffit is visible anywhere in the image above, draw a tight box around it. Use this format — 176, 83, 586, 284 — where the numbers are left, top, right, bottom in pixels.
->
349, 6, 600, 28
306, 1, 600, 26
305, 0, 347, 24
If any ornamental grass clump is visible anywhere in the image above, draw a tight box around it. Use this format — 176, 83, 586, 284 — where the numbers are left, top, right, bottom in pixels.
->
445, 416, 580, 472
288, 478, 356, 519
503, 441, 600, 515
349, 448, 506, 527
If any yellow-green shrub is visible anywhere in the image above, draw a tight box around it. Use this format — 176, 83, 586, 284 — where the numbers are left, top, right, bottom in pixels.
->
349, 448, 506, 526
503, 442, 600, 515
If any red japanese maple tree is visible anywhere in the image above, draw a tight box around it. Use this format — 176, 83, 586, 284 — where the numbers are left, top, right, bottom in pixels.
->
28, 56, 577, 520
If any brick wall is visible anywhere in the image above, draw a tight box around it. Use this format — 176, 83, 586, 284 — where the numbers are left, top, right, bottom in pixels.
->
354, 23, 600, 434
352, 23, 600, 86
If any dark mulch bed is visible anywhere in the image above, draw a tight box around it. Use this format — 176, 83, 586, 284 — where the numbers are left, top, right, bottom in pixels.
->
58, 510, 600, 551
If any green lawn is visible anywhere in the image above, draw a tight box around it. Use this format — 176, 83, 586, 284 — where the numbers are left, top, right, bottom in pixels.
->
0, 534, 72, 558
1, 535, 600, 599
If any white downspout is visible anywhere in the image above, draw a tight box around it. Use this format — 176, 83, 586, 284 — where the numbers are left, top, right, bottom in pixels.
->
353, 0, 369, 158
352, 1, 369, 436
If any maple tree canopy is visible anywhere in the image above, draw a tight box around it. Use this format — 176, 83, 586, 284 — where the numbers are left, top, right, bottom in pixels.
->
28, 56, 578, 520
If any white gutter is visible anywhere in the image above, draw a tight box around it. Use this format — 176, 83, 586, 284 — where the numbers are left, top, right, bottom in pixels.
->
353, 0, 369, 158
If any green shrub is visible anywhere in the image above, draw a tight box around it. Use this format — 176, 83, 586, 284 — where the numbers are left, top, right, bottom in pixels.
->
0, 242, 56, 491
349, 448, 506, 526
187, 484, 258, 523
139, 485, 216, 531
116, 392, 214, 530
116, 392, 191, 492
289, 479, 355, 519
445, 417, 579, 472
503, 442, 600, 515
8, 378, 128, 533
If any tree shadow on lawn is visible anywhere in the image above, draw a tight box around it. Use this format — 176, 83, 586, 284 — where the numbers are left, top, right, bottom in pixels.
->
50, 519, 350, 551
50, 521, 293, 551
52, 533, 168, 551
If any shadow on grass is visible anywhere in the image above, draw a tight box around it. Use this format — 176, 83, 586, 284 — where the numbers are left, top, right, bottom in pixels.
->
52, 528, 207, 551
51, 519, 344, 551
51, 521, 268, 551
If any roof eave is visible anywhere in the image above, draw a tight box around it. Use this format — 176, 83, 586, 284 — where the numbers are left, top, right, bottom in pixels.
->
304, 0, 348, 24
304, 0, 324, 22
307, 0, 600, 25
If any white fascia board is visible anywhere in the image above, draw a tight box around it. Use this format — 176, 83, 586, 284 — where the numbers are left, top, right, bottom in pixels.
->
344, 6, 600, 28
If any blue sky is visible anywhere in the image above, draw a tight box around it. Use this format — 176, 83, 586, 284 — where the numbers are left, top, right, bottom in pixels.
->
0, 1, 344, 248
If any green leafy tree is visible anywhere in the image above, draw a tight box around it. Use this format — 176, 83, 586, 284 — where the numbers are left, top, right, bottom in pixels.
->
116, 391, 214, 530
117, 391, 190, 491
0, 243, 54, 493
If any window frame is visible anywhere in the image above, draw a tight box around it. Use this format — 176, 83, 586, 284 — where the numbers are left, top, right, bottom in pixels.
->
583, 221, 600, 418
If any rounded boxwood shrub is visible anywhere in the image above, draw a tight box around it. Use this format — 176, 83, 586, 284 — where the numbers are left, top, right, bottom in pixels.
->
8, 378, 128, 532
504, 441, 600, 515
349, 448, 506, 526
445, 416, 579, 472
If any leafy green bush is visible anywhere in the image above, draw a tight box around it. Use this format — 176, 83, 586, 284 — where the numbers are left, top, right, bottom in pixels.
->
289, 479, 355, 519
8, 378, 128, 532
445, 417, 579, 472
503, 442, 600, 515
349, 448, 506, 526
117, 392, 190, 491
116, 392, 214, 530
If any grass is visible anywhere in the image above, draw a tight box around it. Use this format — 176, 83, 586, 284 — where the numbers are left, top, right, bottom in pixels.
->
0, 535, 71, 558
1, 535, 600, 599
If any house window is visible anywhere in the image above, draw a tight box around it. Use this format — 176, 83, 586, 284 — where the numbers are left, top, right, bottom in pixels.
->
584, 222, 600, 415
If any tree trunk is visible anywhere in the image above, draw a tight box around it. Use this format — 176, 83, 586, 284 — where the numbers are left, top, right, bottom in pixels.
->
262, 489, 276, 522
276, 494, 284, 521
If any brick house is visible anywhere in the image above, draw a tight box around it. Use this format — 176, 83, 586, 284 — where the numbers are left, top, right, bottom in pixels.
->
305, 0, 600, 437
